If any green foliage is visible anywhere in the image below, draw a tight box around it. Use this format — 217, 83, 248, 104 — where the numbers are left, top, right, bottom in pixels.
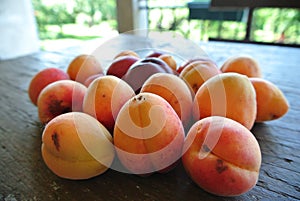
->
32, 0, 116, 27
32, 0, 116, 40
32, 0, 75, 33
252, 8, 300, 43
73, 0, 116, 26
147, 2, 300, 44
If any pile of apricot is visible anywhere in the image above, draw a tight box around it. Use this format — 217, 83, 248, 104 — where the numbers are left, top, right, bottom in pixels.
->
28, 50, 289, 197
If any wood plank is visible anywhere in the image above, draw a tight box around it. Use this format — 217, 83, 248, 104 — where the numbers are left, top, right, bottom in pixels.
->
258, 164, 300, 199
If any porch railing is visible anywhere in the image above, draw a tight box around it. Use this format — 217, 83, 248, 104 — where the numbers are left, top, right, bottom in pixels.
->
138, 0, 300, 46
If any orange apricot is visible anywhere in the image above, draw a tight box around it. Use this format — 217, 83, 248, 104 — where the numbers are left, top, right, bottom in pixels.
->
83, 75, 135, 133
220, 55, 262, 77
42, 112, 114, 179
158, 54, 177, 71
28, 67, 70, 105
114, 50, 140, 59
250, 77, 289, 122
37, 80, 87, 124
179, 60, 221, 95
114, 92, 185, 175
182, 116, 261, 196
193, 73, 257, 130
67, 54, 103, 84
140, 73, 193, 129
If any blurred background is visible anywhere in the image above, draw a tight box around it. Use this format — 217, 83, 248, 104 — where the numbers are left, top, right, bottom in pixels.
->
3, 0, 300, 53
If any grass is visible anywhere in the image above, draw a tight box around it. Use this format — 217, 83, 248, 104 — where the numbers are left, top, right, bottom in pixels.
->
39, 22, 118, 50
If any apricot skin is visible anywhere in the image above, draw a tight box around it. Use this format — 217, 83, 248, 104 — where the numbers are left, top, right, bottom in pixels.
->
113, 92, 185, 175
37, 80, 87, 124
177, 57, 216, 74
179, 60, 221, 95
114, 50, 139, 59
41, 112, 114, 180
122, 57, 174, 93
83, 73, 104, 87
182, 116, 261, 196
250, 78, 289, 122
106, 56, 139, 79
193, 73, 257, 130
140, 73, 193, 129
83, 75, 135, 133
158, 54, 177, 71
221, 55, 262, 78
67, 54, 103, 84
28, 67, 70, 105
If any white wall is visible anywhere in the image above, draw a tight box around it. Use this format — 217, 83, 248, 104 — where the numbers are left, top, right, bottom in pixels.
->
0, 0, 40, 60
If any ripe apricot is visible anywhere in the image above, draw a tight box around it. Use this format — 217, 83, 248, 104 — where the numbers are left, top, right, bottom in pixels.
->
182, 116, 261, 196
158, 54, 177, 71
83, 75, 135, 133
193, 73, 257, 130
114, 92, 185, 174
28, 67, 70, 105
140, 73, 193, 129
179, 60, 221, 95
177, 57, 216, 74
122, 57, 174, 93
114, 50, 139, 59
146, 51, 163, 58
37, 80, 87, 124
106, 55, 139, 79
42, 112, 114, 179
220, 55, 262, 78
83, 73, 104, 87
250, 78, 289, 122
67, 54, 103, 84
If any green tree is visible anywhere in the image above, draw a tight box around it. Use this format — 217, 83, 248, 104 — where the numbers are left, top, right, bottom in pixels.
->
49, 4, 75, 35
74, 0, 116, 27
253, 8, 300, 43
32, 0, 75, 37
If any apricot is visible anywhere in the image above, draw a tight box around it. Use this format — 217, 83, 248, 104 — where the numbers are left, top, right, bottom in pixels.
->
146, 51, 163, 58
193, 73, 256, 130
113, 92, 185, 175
177, 57, 216, 74
83, 75, 135, 133
179, 60, 221, 95
37, 80, 87, 124
106, 55, 139, 79
140, 73, 193, 129
220, 55, 262, 78
28, 67, 70, 105
122, 57, 174, 93
250, 78, 289, 122
158, 54, 177, 71
41, 112, 114, 180
114, 50, 139, 59
83, 73, 104, 87
182, 116, 261, 196
67, 54, 103, 84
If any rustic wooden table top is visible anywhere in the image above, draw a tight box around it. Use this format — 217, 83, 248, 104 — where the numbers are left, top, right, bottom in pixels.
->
0, 34, 299, 201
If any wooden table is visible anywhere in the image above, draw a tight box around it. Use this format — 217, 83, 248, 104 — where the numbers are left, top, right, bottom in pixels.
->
1, 34, 300, 200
